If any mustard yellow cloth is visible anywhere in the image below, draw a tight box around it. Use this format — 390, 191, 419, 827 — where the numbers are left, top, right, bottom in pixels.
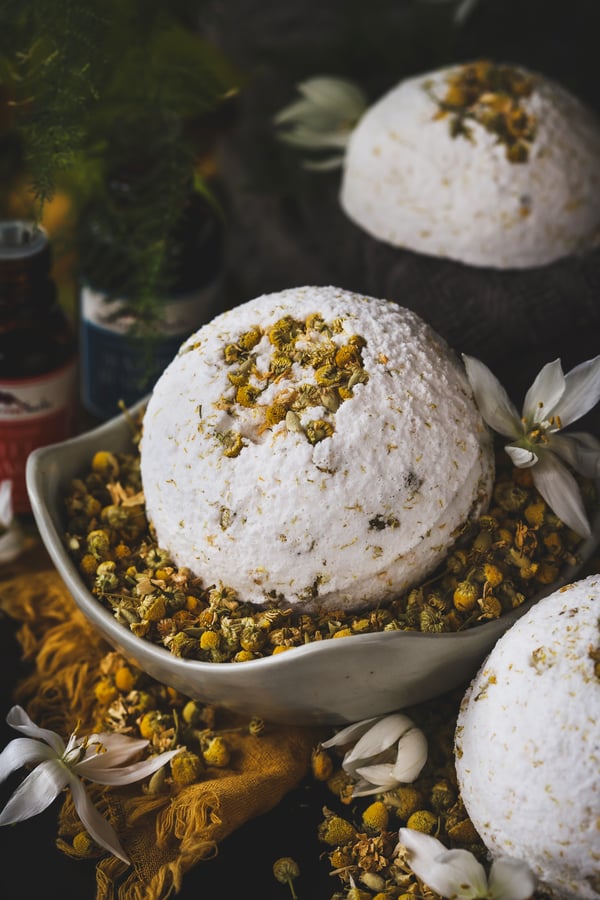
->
0, 546, 323, 900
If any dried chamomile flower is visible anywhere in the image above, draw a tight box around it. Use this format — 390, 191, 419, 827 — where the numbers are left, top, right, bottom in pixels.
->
170, 749, 204, 787
248, 716, 265, 736
71, 830, 102, 858
361, 800, 389, 833
311, 744, 334, 781
63, 416, 593, 664
318, 810, 359, 846
273, 857, 301, 899
200, 734, 231, 768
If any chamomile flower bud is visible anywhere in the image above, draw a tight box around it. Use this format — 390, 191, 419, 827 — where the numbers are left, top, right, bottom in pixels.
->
272, 857, 300, 899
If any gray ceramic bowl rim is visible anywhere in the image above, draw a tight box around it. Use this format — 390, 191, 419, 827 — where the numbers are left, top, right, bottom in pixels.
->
25, 399, 600, 723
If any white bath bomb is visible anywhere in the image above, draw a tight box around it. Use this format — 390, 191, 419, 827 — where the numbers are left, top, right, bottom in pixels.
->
140, 285, 493, 611
455, 576, 600, 898
341, 60, 600, 269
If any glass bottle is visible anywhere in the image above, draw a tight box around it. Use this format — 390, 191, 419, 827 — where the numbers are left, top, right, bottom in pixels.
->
78, 169, 225, 423
0, 221, 78, 514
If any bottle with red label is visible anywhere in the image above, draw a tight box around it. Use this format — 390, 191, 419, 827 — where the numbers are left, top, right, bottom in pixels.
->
0, 221, 78, 514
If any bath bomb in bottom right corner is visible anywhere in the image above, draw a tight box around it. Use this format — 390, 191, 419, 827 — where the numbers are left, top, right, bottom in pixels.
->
454, 575, 600, 899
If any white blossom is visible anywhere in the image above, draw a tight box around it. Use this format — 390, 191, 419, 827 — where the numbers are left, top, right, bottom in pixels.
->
273, 76, 367, 169
398, 828, 536, 899
463, 354, 600, 537
0, 705, 180, 863
321, 713, 427, 797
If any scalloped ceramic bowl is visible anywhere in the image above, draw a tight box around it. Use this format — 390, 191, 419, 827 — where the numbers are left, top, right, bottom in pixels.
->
26, 402, 600, 725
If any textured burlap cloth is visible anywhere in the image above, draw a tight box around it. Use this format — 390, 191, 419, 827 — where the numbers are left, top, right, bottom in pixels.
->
0, 546, 322, 900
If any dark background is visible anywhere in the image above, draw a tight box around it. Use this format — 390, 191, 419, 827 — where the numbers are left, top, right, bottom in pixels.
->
2, 0, 600, 897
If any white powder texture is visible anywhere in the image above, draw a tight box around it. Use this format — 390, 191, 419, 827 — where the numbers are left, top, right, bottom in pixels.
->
340, 61, 600, 269
456, 575, 600, 899
140, 285, 493, 611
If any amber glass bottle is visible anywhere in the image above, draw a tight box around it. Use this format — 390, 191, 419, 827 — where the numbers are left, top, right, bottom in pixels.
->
0, 221, 77, 513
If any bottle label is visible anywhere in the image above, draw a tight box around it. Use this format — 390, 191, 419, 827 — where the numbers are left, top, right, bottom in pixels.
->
0, 360, 78, 514
80, 280, 223, 420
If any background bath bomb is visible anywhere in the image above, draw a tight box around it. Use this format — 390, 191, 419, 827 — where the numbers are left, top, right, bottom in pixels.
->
340, 60, 600, 269
140, 285, 493, 611
455, 575, 600, 898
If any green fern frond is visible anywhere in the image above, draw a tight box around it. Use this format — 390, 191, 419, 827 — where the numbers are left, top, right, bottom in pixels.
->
1, 0, 242, 214
0, 0, 242, 320
6, 1, 110, 213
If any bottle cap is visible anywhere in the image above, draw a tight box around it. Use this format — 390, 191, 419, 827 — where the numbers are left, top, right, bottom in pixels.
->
0, 221, 49, 259
0, 221, 51, 280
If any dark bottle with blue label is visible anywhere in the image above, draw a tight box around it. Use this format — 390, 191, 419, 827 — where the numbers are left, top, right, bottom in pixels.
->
78, 170, 225, 422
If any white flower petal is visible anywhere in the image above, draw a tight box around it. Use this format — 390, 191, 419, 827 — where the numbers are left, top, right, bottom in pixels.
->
462, 355, 520, 438
0, 737, 57, 782
554, 355, 600, 426
454, 0, 482, 25
488, 857, 537, 900
532, 454, 591, 538
70, 774, 129, 863
398, 828, 444, 870
273, 76, 366, 160
349, 777, 384, 797
321, 716, 380, 749
549, 432, 600, 478
505, 444, 538, 468
427, 848, 489, 898
0, 760, 67, 825
6, 706, 65, 755
391, 727, 428, 783
0, 482, 24, 563
298, 76, 367, 114
272, 97, 308, 125
79, 748, 180, 786
417, 0, 482, 22
302, 155, 347, 171
399, 829, 488, 898
75, 733, 150, 772
522, 359, 565, 424
343, 714, 416, 768
0, 479, 12, 527
354, 762, 397, 786
0, 519, 24, 564
276, 127, 352, 150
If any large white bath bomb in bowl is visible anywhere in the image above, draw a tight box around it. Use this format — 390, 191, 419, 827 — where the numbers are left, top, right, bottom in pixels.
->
455, 575, 600, 898
140, 285, 493, 612
341, 60, 600, 269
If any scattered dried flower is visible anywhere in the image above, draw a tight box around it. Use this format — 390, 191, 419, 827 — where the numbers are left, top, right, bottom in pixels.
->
273, 856, 301, 899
